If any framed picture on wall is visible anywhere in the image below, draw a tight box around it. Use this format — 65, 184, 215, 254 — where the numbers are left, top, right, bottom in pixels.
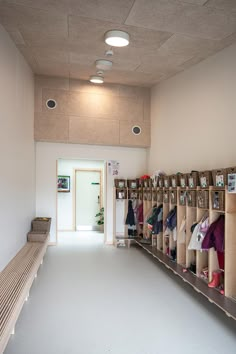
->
57, 176, 70, 192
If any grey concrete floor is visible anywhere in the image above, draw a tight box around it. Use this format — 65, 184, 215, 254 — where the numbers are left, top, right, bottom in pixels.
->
4, 232, 236, 354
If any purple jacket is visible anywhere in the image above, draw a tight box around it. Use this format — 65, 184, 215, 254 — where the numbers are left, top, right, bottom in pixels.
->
201, 215, 224, 252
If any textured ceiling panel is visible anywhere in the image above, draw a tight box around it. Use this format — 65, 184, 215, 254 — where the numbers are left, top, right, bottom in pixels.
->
206, 0, 236, 12
69, 15, 172, 51
159, 34, 226, 59
104, 70, 165, 87
125, 0, 236, 40
179, 0, 208, 5
0, 4, 68, 38
137, 51, 193, 75
2, 0, 69, 13
31, 47, 69, 65
0, 0, 236, 86
69, 0, 135, 23
35, 62, 70, 78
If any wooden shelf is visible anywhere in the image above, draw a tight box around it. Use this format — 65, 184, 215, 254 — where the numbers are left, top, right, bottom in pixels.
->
135, 240, 236, 320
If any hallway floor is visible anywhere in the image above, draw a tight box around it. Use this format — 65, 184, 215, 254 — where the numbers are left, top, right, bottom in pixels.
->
5, 233, 236, 354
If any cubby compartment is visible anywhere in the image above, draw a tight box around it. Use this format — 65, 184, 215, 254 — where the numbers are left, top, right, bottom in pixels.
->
163, 189, 169, 203
158, 176, 164, 188
208, 203, 225, 289
163, 175, 170, 188
115, 179, 126, 189
185, 207, 197, 269
170, 174, 179, 188
196, 208, 209, 280
139, 188, 143, 201
127, 179, 139, 189
157, 188, 163, 203
186, 190, 196, 207
143, 178, 151, 188
163, 203, 170, 256
177, 189, 186, 266
211, 189, 225, 212
116, 188, 127, 200
152, 189, 157, 202
128, 189, 139, 200
179, 189, 186, 206
170, 189, 177, 205
197, 189, 209, 209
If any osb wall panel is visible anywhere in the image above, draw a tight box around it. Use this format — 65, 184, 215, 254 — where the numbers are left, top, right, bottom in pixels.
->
35, 75, 150, 147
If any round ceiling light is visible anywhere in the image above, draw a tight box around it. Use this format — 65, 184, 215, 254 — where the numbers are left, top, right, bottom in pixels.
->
104, 30, 130, 47
89, 75, 104, 84
95, 59, 113, 71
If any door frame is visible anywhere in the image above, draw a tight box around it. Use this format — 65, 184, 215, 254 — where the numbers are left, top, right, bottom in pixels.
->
73, 168, 103, 231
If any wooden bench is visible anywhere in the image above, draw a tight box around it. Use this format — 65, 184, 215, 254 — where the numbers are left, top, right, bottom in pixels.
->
0, 238, 48, 354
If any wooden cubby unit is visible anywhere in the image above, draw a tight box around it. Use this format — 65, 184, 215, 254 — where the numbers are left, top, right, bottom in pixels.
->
113, 179, 236, 319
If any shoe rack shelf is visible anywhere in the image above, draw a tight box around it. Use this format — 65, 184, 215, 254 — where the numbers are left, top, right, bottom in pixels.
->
135, 239, 236, 320
113, 178, 236, 319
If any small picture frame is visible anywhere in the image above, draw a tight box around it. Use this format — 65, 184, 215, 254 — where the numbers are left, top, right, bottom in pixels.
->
216, 174, 224, 187
200, 176, 207, 188
172, 178, 176, 188
180, 177, 186, 188
57, 175, 70, 192
118, 181, 125, 188
228, 173, 236, 193
189, 177, 194, 188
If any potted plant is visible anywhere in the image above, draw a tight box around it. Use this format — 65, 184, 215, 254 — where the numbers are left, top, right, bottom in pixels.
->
95, 207, 104, 231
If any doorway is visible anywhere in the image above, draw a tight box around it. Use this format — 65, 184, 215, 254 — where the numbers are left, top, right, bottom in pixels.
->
75, 169, 102, 231
56, 159, 106, 245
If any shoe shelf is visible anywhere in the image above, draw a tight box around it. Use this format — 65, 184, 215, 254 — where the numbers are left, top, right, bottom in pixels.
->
135, 239, 236, 320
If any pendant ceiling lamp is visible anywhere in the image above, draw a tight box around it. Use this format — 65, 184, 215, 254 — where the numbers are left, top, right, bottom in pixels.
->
89, 75, 104, 84
104, 30, 130, 47
95, 59, 113, 71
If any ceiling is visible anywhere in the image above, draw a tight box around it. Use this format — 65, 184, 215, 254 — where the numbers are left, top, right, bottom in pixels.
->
0, 0, 236, 87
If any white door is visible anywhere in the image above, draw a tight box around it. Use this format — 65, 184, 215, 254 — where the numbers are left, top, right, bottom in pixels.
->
75, 170, 101, 231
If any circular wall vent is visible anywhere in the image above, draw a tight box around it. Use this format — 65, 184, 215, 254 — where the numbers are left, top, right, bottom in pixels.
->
132, 125, 141, 135
46, 99, 57, 109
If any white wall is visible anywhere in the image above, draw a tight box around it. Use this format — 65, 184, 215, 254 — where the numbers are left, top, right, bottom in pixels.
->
57, 159, 104, 230
36, 142, 147, 243
0, 25, 35, 271
149, 43, 236, 174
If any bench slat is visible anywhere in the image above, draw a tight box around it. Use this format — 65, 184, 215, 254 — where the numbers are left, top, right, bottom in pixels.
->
0, 238, 48, 354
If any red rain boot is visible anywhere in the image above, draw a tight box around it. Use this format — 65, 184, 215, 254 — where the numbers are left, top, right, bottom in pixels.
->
208, 270, 221, 288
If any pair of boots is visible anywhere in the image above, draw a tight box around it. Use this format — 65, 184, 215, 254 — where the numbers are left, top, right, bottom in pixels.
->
208, 270, 222, 288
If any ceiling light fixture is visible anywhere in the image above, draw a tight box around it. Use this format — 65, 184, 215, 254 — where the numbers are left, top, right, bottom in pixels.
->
96, 59, 113, 71
104, 30, 130, 47
89, 75, 104, 84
